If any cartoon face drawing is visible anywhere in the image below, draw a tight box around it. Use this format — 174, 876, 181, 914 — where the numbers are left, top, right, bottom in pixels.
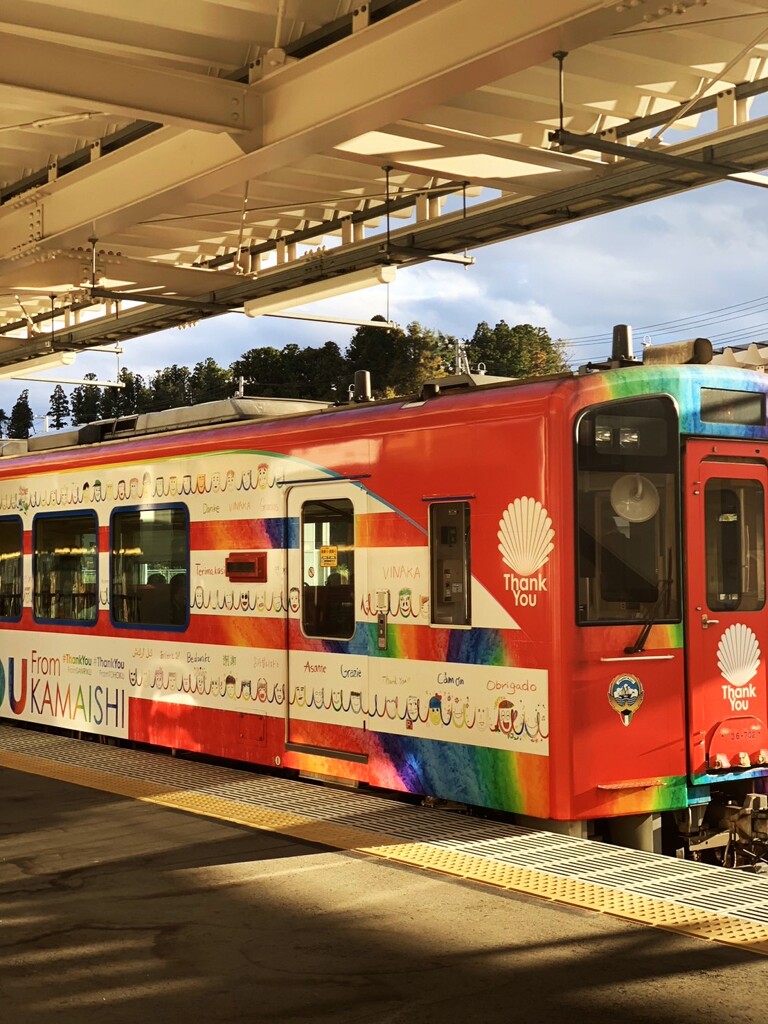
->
453, 699, 468, 727
257, 463, 269, 489
331, 689, 342, 710
129, 669, 138, 687
257, 679, 268, 702
196, 473, 206, 493
212, 472, 221, 492
475, 707, 488, 731
225, 469, 235, 489
428, 694, 442, 725
406, 695, 420, 721
154, 668, 163, 687
129, 478, 139, 498
169, 476, 178, 495
293, 685, 305, 707
274, 682, 285, 704
493, 698, 516, 735
349, 691, 362, 714
398, 588, 412, 617
117, 480, 127, 500
256, 592, 265, 612
313, 686, 324, 707
385, 695, 399, 718
167, 671, 177, 691
289, 587, 300, 613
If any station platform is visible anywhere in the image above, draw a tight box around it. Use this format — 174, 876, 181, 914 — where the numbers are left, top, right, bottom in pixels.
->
2, 723, 768, 1024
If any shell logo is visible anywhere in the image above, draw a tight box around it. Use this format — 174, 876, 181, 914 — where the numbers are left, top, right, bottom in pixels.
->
717, 623, 761, 713
498, 498, 554, 607
717, 623, 760, 687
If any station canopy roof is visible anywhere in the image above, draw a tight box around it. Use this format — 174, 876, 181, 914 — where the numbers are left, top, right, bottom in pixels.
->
2, 0, 768, 372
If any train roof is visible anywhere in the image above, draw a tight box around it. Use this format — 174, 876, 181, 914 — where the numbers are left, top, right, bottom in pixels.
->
4, 331, 768, 460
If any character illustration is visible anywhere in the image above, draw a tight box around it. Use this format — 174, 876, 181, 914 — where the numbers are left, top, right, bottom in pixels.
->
428, 694, 443, 726
491, 698, 517, 735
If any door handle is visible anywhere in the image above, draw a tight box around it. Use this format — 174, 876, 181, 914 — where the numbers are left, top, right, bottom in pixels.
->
701, 613, 720, 629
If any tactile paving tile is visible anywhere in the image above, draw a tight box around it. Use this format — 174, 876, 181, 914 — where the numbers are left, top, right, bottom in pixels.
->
2, 724, 767, 955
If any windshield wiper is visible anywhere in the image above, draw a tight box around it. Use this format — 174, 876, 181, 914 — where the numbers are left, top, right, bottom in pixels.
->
624, 552, 674, 655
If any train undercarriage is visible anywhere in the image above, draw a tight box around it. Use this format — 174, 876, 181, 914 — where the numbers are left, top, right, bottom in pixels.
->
674, 789, 768, 870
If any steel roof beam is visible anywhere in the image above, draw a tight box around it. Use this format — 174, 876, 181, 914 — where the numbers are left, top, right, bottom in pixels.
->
14, 119, 768, 359
0, 0, 648, 264
0, 32, 256, 133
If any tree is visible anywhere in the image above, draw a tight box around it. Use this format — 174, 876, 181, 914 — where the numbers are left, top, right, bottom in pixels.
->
70, 373, 102, 425
0, 409, 8, 438
48, 384, 70, 430
7, 390, 34, 439
189, 357, 232, 404
99, 368, 151, 419
147, 364, 191, 411
466, 321, 568, 378
295, 341, 348, 402
345, 318, 452, 398
230, 346, 289, 398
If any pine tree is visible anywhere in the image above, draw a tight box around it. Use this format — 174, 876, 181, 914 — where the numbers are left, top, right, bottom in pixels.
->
7, 390, 34, 439
99, 368, 150, 419
70, 373, 102, 425
48, 384, 70, 429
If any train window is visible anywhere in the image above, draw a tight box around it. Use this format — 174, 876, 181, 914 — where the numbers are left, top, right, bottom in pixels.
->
300, 498, 355, 639
33, 513, 98, 624
704, 479, 765, 612
0, 517, 22, 620
576, 396, 681, 625
701, 388, 765, 426
430, 502, 471, 626
111, 506, 189, 628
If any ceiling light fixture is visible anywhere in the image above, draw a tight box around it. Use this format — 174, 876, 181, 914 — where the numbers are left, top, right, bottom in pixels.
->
243, 265, 396, 318
0, 351, 76, 381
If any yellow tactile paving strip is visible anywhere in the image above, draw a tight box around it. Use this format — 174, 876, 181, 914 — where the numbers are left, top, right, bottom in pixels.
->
2, 725, 768, 956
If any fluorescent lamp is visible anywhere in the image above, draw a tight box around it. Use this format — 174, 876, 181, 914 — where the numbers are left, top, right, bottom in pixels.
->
0, 351, 76, 381
244, 265, 396, 318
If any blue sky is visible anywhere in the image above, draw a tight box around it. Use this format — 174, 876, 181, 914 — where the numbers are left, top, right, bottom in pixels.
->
6, 176, 768, 426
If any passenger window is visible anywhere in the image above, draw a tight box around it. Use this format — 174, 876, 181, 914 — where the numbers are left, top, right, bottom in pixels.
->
111, 506, 189, 627
33, 513, 98, 624
0, 517, 22, 620
430, 502, 471, 626
301, 498, 355, 639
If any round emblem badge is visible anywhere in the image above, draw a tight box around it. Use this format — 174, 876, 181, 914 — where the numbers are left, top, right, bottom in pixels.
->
608, 673, 644, 727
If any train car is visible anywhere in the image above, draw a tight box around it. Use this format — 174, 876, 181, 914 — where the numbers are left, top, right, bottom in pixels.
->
1, 329, 768, 865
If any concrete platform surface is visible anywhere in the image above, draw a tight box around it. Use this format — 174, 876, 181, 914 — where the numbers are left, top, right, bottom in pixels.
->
1, 766, 767, 1024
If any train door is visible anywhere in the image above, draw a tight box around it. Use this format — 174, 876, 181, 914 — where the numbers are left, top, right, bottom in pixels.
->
684, 440, 768, 778
284, 482, 368, 760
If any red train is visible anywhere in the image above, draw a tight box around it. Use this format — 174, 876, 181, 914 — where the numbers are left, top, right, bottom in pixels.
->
1, 329, 767, 865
